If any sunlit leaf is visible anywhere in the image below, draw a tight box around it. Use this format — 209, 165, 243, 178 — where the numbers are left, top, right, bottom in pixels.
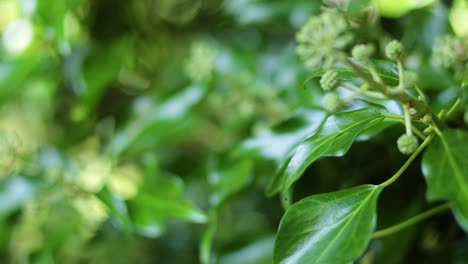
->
274, 184, 383, 264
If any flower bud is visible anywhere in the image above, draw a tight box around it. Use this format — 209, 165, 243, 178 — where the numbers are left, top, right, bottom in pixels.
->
323, 93, 342, 113
385, 40, 404, 60
352, 44, 374, 62
397, 134, 419, 155
320, 70, 340, 91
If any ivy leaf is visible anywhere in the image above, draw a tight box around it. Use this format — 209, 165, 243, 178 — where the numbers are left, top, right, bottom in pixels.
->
422, 129, 468, 231
267, 107, 388, 195
274, 184, 383, 264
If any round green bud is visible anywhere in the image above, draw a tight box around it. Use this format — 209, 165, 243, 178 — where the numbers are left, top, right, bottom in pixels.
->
352, 44, 374, 62
323, 93, 342, 113
422, 114, 432, 124
397, 134, 419, 155
402, 71, 418, 89
385, 40, 404, 60
320, 70, 340, 91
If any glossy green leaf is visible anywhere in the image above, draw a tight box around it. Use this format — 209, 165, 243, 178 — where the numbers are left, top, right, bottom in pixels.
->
274, 184, 383, 264
267, 107, 388, 195
422, 129, 468, 231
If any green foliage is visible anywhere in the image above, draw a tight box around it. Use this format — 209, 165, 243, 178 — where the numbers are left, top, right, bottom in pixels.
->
0, 0, 467, 263
267, 107, 390, 196
422, 129, 468, 231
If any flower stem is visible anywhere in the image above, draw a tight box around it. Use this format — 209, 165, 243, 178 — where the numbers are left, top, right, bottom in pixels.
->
372, 202, 451, 239
379, 134, 434, 188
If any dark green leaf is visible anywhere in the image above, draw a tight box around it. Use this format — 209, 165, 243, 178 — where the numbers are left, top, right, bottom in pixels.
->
267, 107, 388, 195
422, 129, 468, 231
274, 184, 383, 264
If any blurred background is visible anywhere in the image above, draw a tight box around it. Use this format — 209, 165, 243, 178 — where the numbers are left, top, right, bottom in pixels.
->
0, 0, 466, 263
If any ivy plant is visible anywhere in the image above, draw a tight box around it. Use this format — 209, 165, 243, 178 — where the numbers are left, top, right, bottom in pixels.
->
271, 2, 467, 264
0, 0, 466, 263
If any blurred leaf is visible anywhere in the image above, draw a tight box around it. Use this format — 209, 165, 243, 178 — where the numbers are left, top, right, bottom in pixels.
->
209, 158, 253, 207
154, 0, 202, 24
36, 0, 79, 42
237, 109, 326, 162
218, 235, 274, 264
224, 0, 320, 25
0, 176, 36, 218
422, 129, 468, 231
403, 2, 448, 51
274, 184, 382, 264
375, 0, 436, 18
449, 0, 468, 37
130, 172, 207, 238
97, 187, 133, 232
75, 37, 133, 119
0, 55, 41, 100
108, 84, 206, 156
267, 107, 388, 196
